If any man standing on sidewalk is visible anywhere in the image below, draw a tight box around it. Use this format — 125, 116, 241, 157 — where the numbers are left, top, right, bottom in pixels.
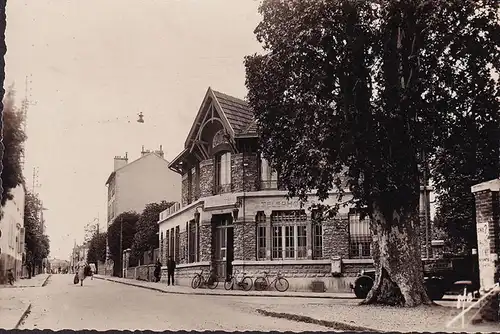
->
166, 256, 176, 286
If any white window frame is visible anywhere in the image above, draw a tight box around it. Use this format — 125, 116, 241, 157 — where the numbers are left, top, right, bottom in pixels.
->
271, 211, 307, 260
349, 212, 372, 259
260, 156, 278, 189
219, 152, 231, 186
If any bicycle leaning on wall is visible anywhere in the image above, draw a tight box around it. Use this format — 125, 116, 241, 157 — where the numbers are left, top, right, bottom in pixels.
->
224, 270, 253, 291
191, 268, 219, 289
254, 271, 289, 292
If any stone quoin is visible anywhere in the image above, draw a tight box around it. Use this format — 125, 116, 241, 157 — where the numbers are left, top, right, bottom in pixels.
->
157, 87, 434, 292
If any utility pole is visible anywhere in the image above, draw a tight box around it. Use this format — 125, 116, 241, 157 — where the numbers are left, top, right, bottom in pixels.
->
20, 75, 37, 172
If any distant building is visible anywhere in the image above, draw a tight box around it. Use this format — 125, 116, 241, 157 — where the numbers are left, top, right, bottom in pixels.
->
105, 146, 181, 227
0, 184, 26, 283
157, 87, 434, 292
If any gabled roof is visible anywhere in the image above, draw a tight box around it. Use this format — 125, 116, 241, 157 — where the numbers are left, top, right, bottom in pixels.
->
183, 87, 257, 149
105, 152, 171, 186
211, 90, 254, 135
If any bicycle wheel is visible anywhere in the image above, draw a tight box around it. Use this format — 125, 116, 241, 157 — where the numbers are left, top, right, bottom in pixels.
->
207, 274, 219, 289
224, 277, 234, 290
275, 277, 289, 292
241, 276, 253, 291
191, 274, 202, 289
254, 277, 267, 291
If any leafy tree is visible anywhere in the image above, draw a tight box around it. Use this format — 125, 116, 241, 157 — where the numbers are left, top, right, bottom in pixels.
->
107, 211, 139, 276
1, 86, 27, 206
131, 201, 175, 264
24, 191, 50, 277
83, 220, 99, 243
87, 232, 107, 265
244, 0, 498, 306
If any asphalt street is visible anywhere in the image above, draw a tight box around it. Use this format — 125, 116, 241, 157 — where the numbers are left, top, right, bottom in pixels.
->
17, 274, 332, 331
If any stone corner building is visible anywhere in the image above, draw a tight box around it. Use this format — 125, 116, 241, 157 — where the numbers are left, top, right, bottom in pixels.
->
158, 87, 432, 292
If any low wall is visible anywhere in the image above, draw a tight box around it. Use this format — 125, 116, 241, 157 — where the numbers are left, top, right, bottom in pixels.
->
125, 264, 156, 281
232, 259, 373, 292
159, 259, 373, 292
160, 262, 210, 286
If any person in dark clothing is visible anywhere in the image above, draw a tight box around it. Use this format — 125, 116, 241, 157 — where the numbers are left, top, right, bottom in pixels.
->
154, 259, 162, 282
166, 256, 176, 286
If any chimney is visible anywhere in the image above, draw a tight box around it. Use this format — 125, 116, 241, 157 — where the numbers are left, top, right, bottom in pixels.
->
155, 145, 164, 158
114, 153, 128, 171
141, 145, 150, 157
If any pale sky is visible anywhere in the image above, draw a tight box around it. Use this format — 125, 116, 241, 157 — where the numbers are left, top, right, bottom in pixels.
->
5, 0, 262, 260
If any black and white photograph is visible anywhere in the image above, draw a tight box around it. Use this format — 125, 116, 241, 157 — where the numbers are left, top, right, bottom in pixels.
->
0, 0, 499, 332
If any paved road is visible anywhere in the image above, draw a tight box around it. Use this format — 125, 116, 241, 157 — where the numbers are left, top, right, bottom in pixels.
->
18, 274, 331, 331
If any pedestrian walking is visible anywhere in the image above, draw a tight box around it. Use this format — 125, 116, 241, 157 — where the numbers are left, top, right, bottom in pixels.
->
154, 259, 162, 282
166, 256, 176, 286
76, 259, 87, 286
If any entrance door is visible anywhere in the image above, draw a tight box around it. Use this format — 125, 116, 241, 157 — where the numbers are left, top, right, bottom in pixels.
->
213, 214, 233, 281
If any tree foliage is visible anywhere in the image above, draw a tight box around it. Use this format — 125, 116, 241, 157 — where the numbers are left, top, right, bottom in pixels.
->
87, 232, 107, 264
244, 0, 498, 306
131, 201, 175, 263
107, 211, 139, 276
1, 86, 27, 206
24, 191, 51, 276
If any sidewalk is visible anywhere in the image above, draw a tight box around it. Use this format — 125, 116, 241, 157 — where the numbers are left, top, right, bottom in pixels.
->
256, 302, 500, 333
0, 274, 51, 289
94, 275, 354, 299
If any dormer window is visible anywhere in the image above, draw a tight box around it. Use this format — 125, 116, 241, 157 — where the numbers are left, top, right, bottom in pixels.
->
215, 152, 231, 194
260, 156, 278, 190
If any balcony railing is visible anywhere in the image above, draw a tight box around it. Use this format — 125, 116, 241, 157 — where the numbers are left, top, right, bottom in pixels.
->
213, 183, 232, 195
159, 202, 181, 221
260, 179, 278, 190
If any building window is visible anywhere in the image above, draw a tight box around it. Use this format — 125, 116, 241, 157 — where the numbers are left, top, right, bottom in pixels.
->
188, 169, 193, 205
271, 226, 283, 259
284, 226, 295, 258
349, 211, 372, 259
169, 228, 174, 257
188, 220, 196, 263
312, 222, 323, 259
160, 231, 164, 262
271, 210, 307, 260
297, 225, 307, 258
175, 226, 180, 262
260, 156, 278, 190
215, 152, 231, 193
165, 230, 170, 260
256, 212, 266, 260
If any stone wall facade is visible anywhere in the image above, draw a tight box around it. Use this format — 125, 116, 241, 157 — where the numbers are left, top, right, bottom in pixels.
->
199, 160, 214, 198
233, 221, 256, 261
231, 153, 260, 193
181, 174, 189, 207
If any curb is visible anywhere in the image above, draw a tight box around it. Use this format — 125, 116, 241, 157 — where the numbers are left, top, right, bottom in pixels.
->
94, 276, 353, 299
14, 303, 32, 329
41, 274, 51, 287
255, 309, 381, 332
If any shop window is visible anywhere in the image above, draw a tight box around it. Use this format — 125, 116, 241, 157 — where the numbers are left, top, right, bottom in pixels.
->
260, 156, 278, 190
349, 210, 372, 259
256, 212, 266, 260
271, 210, 307, 260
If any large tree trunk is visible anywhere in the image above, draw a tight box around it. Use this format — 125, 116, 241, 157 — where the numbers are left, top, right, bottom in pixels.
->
361, 203, 433, 307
